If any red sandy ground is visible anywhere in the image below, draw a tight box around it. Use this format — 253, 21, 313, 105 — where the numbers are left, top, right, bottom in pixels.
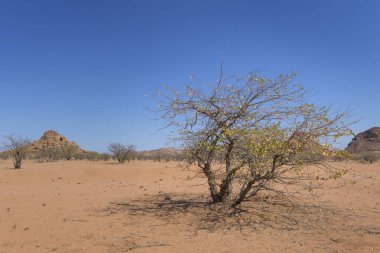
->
0, 160, 379, 252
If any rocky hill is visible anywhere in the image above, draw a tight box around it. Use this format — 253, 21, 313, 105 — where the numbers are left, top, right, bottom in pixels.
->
137, 147, 182, 160
346, 127, 380, 154
28, 130, 85, 154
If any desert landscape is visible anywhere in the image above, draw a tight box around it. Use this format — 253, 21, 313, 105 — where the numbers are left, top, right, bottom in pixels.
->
0, 158, 379, 253
1, 74, 379, 253
1, 1, 380, 252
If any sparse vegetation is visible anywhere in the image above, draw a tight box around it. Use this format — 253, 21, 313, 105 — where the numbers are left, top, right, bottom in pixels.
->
353, 152, 380, 164
0, 152, 9, 160
38, 147, 61, 162
98, 153, 112, 161
108, 143, 136, 163
61, 143, 77, 160
157, 70, 354, 206
2, 135, 31, 169
85, 151, 102, 161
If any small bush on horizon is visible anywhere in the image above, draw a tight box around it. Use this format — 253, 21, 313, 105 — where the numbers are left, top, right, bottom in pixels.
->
36, 147, 62, 162
0, 152, 9, 160
108, 143, 136, 163
84, 151, 101, 161
98, 153, 112, 161
61, 144, 77, 160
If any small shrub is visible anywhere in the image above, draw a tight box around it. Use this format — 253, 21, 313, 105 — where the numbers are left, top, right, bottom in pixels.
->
61, 144, 77, 160
73, 153, 85, 160
3, 135, 30, 169
85, 151, 100, 161
108, 143, 136, 163
0, 152, 9, 160
98, 153, 111, 161
38, 147, 61, 162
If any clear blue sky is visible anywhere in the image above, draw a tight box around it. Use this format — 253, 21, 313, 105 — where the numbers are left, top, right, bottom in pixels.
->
0, 0, 379, 152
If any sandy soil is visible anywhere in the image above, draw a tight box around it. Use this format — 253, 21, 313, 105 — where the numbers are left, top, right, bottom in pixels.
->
0, 160, 379, 253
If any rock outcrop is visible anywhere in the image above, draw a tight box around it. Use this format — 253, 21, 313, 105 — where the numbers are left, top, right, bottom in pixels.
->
28, 130, 85, 154
346, 127, 380, 153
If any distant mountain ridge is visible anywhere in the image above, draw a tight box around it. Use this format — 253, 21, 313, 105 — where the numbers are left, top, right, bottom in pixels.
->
27, 130, 182, 160
1, 130, 183, 160
137, 147, 183, 160
7, 127, 380, 158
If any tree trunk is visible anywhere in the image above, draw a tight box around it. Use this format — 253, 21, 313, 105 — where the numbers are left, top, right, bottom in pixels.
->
232, 180, 254, 207
14, 157, 22, 169
232, 180, 266, 207
202, 163, 220, 203
219, 175, 234, 202
219, 142, 235, 201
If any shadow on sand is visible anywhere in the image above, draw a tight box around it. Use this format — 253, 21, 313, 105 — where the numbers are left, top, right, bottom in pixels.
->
95, 192, 357, 233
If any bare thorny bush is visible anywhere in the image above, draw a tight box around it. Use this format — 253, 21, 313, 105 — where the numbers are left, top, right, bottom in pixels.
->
108, 143, 136, 163
2, 135, 31, 169
156, 70, 355, 207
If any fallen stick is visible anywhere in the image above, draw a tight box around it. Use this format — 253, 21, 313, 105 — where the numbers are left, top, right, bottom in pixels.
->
129, 242, 175, 251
